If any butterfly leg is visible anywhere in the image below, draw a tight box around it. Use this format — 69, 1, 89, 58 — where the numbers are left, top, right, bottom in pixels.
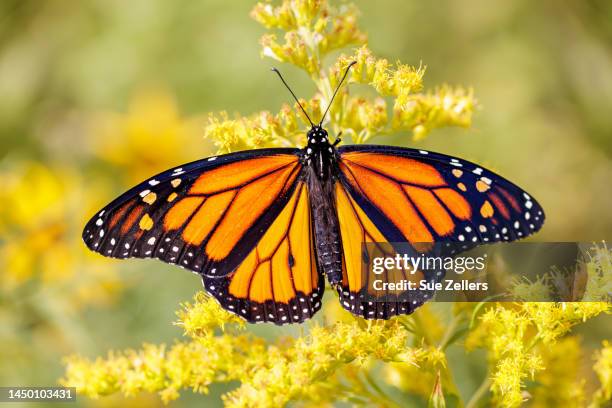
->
333, 132, 343, 147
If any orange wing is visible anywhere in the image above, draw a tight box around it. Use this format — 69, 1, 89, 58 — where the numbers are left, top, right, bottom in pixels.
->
83, 149, 303, 278
203, 182, 322, 324
338, 148, 544, 247
335, 184, 435, 318
334, 145, 545, 318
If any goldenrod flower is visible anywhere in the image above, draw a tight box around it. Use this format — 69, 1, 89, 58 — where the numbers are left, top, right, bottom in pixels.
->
207, 0, 476, 154
531, 337, 585, 407
252, 0, 366, 75
0, 161, 122, 306
583, 242, 612, 301
176, 292, 245, 336
466, 245, 612, 407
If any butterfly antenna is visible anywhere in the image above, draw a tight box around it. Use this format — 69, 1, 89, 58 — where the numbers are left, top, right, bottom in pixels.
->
271, 67, 315, 127
319, 60, 357, 126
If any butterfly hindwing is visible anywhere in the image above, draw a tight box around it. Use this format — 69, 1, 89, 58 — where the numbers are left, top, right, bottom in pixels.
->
83, 148, 303, 278
203, 182, 323, 324
335, 184, 434, 318
334, 145, 545, 318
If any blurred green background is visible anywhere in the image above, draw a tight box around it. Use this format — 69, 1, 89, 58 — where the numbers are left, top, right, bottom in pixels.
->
1, 0, 611, 406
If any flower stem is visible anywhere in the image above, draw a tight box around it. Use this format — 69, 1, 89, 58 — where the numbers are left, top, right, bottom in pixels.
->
465, 375, 491, 408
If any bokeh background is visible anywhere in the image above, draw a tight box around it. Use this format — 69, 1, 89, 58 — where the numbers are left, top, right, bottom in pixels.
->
1, 0, 611, 406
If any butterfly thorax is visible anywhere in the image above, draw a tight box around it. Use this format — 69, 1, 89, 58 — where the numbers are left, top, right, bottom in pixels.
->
302, 126, 337, 180
302, 126, 343, 284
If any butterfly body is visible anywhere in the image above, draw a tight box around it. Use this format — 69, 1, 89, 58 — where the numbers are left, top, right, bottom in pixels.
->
302, 126, 344, 284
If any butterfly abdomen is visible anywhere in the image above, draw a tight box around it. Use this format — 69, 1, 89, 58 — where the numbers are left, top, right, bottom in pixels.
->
306, 166, 343, 284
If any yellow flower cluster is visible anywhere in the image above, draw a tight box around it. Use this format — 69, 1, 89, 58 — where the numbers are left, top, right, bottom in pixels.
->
90, 88, 208, 183
225, 319, 418, 408
176, 291, 245, 335
251, 0, 366, 75
205, 0, 476, 153
204, 101, 322, 153
466, 245, 612, 407
531, 336, 585, 407
62, 336, 264, 404
63, 294, 446, 407
0, 162, 122, 306
336, 47, 475, 142
584, 242, 612, 301
465, 305, 541, 407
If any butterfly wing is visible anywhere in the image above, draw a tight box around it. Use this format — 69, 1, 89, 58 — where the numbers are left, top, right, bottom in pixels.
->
202, 181, 323, 324
83, 148, 304, 278
334, 144, 545, 318
335, 183, 432, 318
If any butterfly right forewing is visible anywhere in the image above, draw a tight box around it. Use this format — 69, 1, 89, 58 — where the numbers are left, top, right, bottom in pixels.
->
83, 148, 303, 278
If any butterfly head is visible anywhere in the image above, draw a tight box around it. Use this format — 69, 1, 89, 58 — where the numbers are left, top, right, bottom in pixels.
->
307, 126, 329, 145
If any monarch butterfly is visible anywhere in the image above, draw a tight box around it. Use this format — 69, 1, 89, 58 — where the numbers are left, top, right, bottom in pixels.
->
83, 62, 544, 324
